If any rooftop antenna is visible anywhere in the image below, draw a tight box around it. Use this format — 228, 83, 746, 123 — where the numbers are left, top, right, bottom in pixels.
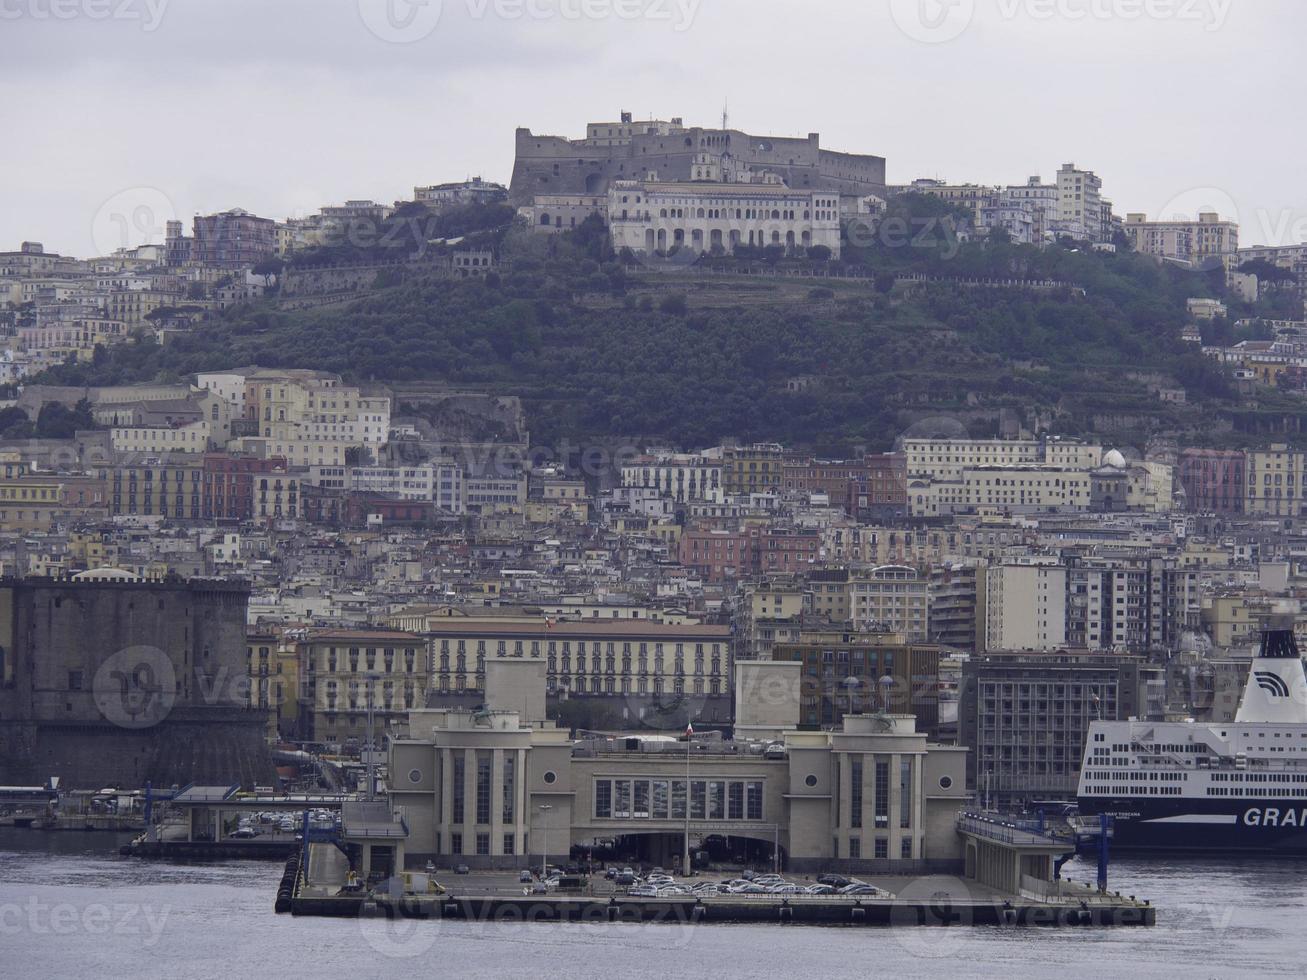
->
722, 99, 729, 131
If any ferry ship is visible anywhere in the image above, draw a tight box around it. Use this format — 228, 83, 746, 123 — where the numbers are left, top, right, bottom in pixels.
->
1077, 628, 1307, 853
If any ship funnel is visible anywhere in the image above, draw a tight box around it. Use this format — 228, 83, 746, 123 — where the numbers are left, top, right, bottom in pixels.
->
1235, 629, 1307, 724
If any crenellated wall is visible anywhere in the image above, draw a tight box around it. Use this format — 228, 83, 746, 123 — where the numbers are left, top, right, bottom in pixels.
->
510, 124, 885, 204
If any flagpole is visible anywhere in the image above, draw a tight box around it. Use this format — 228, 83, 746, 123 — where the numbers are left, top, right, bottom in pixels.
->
683, 722, 692, 876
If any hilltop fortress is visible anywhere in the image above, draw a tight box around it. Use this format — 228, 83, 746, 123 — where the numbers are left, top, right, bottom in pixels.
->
509, 111, 886, 204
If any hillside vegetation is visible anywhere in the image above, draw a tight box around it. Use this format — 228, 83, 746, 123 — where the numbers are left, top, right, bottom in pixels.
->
34, 197, 1298, 453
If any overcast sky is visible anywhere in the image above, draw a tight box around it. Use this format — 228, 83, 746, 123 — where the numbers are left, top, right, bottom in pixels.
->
2, 0, 1303, 255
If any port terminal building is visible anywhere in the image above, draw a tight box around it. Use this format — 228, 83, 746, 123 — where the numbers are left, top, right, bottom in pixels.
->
389, 660, 969, 874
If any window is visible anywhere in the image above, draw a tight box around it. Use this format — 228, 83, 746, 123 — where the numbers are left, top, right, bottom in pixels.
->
504, 834, 515, 856
595, 780, 612, 819
849, 837, 861, 859
450, 831, 463, 855
900, 759, 912, 829
453, 756, 466, 824
901, 837, 913, 859
875, 762, 889, 828
634, 780, 650, 818
476, 755, 492, 824
672, 780, 687, 820
746, 782, 763, 820
727, 782, 744, 821
476, 832, 490, 855
615, 780, 632, 819
503, 755, 515, 824
875, 838, 888, 859
650, 783, 669, 820
850, 759, 863, 828
691, 781, 707, 819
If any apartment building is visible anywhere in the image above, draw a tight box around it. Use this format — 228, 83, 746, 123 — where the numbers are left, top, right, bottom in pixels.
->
847, 565, 930, 642
299, 629, 430, 744
1178, 449, 1245, 514
1125, 212, 1239, 267
772, 632, 942, 734
1056, 163, 1105, 242
960, 652, 1164, 805
1245, 445, 1307, 517
985, 560, 1068, 652
902, 438, 1101, 482
620, 452, 722, 504
425, 619, 731, 701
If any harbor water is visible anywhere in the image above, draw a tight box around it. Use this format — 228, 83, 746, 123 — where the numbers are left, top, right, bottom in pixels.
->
1, 829, 1303, 979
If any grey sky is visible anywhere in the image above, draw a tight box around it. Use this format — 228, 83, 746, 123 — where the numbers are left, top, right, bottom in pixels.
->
1, 0, 1302, 256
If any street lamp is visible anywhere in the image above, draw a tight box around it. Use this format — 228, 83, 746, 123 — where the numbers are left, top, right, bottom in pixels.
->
843, 675, 860, 718
538, 804, 552, 879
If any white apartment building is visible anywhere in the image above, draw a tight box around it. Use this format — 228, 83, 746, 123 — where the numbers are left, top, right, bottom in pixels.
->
465, 474, 527, 513
607, 180, 843, 258
1001, 178, 1060, 242
903, 438, 1101, 482
961, 467, 1091, 513
620, 453, 723, 504
847, 565, 930, 642
349, 462, 465, 514
985, 561, 1068, 652
110, 421, 212, 455
1125, 212, 1239, 267
197, 369, 392, 467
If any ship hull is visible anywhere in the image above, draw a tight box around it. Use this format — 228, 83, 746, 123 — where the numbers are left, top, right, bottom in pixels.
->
1077, 795, 1307, 854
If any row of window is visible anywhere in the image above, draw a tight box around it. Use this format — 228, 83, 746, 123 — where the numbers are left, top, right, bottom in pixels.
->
594, 779, 764, 821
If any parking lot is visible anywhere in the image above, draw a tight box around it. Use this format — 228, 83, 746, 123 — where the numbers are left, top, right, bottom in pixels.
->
435, 867, 895, 899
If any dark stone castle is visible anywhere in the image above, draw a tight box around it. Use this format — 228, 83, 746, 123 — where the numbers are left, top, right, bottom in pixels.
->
509, 112, 886, 204
0, 575, 273, 789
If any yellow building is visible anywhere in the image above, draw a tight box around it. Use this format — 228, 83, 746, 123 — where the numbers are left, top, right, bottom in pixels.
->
722, 444, 784, 495
248, 630, 300, 740
298, 630, 429, 744
105, 289, 177, 328
1245, 445, 1307, 517
109, 460, 204, 519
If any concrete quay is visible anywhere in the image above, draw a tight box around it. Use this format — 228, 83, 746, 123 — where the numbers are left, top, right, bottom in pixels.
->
285, 869, 1155, 928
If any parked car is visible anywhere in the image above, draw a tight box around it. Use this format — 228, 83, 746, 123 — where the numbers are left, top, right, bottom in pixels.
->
229, 827, 259, 839
817, 874, 851, 888
455, 864, 470, 875
519, 870, 533, 883
605, 867, 618, 880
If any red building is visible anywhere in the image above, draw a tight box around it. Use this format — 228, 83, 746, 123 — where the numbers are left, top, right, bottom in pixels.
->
783, 453, 907, 516
203, 454, 289, 521
1178, 449, 1244, 514
679, 525, 821, 582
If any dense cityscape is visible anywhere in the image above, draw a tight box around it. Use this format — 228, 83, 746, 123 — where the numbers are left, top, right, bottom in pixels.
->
4, 2, 1307, 977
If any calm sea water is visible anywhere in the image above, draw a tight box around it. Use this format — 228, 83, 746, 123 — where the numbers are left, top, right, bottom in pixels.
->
1, 829, 1303, 980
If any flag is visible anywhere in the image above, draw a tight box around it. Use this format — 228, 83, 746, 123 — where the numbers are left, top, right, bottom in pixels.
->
684, 722, 694, 739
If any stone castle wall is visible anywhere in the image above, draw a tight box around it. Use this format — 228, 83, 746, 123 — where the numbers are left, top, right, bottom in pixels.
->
0, 577, 272, 789
510, 126, 886, 204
